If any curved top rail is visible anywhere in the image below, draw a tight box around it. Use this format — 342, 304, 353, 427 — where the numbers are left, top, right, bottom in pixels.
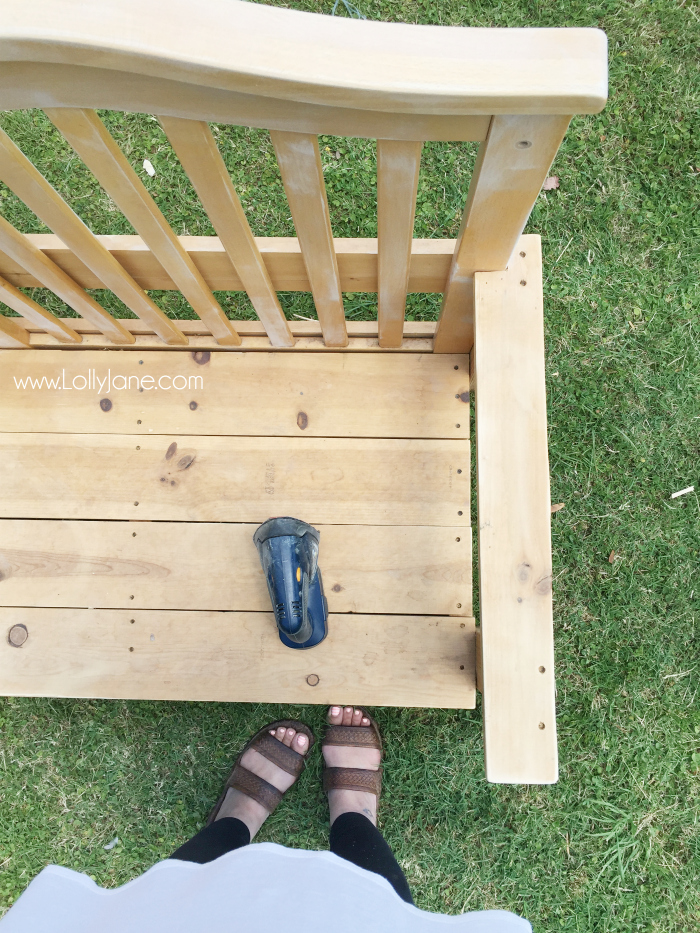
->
1, 0, 607, 132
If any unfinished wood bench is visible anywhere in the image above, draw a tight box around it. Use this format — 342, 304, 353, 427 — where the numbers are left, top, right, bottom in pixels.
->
0, 0, 607, 783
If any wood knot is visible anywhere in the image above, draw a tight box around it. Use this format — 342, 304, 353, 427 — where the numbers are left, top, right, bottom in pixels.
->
8, 623, 28, 647
332, 584, 344, 593
177, 454, 196, 471
517, 562, 532, 583
99, 398, 112, 412
456, 392, 470, 403
297, 411, 308, 430
306, 674, 320, 686
165, 442, 177, 460
192, 350, 211, 365
535, 574, 552, 595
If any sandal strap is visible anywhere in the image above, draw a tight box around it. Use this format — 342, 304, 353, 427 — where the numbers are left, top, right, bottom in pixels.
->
230, 764, 283, 813
323, 766, 382, 798
323, 725, 381, 749
254, 733, 306, 776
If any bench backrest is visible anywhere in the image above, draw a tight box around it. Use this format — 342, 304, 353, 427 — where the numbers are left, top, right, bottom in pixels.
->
0, 0, 607, 352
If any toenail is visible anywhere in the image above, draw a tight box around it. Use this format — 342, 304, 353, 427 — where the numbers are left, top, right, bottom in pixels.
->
332, 707, 341, 715
298, 735, 307, 745
287, 728, 294, 734
345, 707, 352, 712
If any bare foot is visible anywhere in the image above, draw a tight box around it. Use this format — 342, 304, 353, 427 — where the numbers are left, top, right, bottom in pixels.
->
215, 726, 309, 838
324, 706, 381, 826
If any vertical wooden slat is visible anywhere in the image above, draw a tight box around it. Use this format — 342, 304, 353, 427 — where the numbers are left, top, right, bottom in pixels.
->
0, 271, 81, 344
433, 115, 571, 354
270, 130, 347, 347
159, 116, 293, 347
45, 109, 240, 347
0, 309, 31, 348
0, 125, 186, 346
377, 139, 422, 348
0, 214, 132, 344
474, 239, 557, 783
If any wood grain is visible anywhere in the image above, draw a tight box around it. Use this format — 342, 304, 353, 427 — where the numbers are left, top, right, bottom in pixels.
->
0, 520, 472, 615
0, 608, 476, 708
0, 349, 470, 438
0, 126, 186, 346
377, 140, 422, 348
0, 234, 455, 293
0, 311, 30, 348
433, 115, 570, 353
160, 116, 293, 347
45, 108, 239, 346
271, 131, 347, 347
474, 239, 557, 783
0, 271, 80, 344
0, 434, 470, 526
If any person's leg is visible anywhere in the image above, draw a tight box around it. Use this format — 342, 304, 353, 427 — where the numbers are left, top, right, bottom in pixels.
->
171, 725, 310, 865
324, 706, 414, 905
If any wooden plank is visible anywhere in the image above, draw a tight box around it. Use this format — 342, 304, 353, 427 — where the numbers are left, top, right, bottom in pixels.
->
377, 140, 422, 348
1, 3, 609, 117
160, 117, 293, 348
0, 434, 469, 526
270, 131, 347, 347
0, 235, 455, 293
21, 320, 439, 338
0, 269, 80, 344
474, 239, 557, 783
0, 214, 133, 344
0, 312, 30, 348
433, 115, 571, 353
0, 350, 470, 438
45, 108, 239, 347
0, 520, 472, 616
0, 608, 476, 709
0, 126, 187, 346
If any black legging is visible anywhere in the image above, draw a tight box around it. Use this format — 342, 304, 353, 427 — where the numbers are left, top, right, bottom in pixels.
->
171, 813, 413, 904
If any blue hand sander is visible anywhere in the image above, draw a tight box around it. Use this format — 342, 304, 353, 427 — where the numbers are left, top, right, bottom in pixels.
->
253, 517, 328, 649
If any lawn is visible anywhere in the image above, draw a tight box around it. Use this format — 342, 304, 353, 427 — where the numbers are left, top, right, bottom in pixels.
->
0, 0, 699, 930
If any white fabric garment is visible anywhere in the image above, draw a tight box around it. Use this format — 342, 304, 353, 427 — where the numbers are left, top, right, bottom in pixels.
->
0, 843, 531, 933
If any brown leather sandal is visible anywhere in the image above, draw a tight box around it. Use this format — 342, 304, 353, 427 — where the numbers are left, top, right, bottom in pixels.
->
322, 708, 383, 804
207, 720, 315, 825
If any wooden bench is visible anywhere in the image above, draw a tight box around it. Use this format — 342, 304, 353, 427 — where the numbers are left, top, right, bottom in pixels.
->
0, 0, 607, 783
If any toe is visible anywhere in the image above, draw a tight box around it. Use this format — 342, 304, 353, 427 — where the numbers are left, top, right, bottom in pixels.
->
342, 706, 353, 726
275, 726, 287, 742
351, 708, 363, 726
282, 727, 295, 747
292, 732, 308, 756
328, 706, 343, 725
361, 716, 370, 726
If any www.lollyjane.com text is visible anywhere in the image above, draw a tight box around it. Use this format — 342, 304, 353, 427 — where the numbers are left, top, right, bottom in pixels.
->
12, 370, 203, 392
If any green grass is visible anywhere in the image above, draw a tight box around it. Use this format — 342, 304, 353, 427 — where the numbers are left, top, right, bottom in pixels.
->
1, 0, 699, 930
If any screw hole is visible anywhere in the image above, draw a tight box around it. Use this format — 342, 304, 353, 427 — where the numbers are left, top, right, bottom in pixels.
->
136, 445, 140, 450
129, 646, 134, 652
520, 251, 526, 257
139, 360, 143, 365
457, 510, 463, 516
455, 423, 460, 428
520, 280, 527, 286
460, 623, 465, 629
129, 595, 134, 600
130, 619, 135, 624
460, 665, 465, 670
132, 532, 137, 537
457, 469, 462, 474
516, 140, 532, 149
538, 722, 545, 730
134, 502, 139, 506
137, 420, 142, 425
455, 537, 461, 542
454, 365, 459, 370
539, 666, 546, 673
456, 603, 462, 609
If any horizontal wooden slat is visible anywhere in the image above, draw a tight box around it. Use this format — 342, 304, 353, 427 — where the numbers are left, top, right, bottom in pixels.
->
0, 520, 472, 615
25, 334, 437, 352
0, 608, 476, 708
474, 240, 557, 783
0, 235, 454, 293
0, 434, 469, 525
1, 2, 608, 116
21, 320, 438, 338
0, 350, 470, 438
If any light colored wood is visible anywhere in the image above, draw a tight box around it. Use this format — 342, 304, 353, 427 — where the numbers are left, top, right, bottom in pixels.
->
473, 240, 557, 783
26, 333, 436, 352
0, 312, 30, 348
0, 434, 469, 526
0, 349, 470, 437
433, 116, 570, 353
270, 131, 347, 347
377, 140, 422, 348
0, 63, 490, 143
160, 117, 293, 348
0, 235, 455, 293
46, 109, 240, 347
0, 608, 476, 709
21, 319, 438, 338
0, 520, 472, 615
0, 214, 133, 344
1, 1, 608, 118
0, 270, 80, 344
475, 626, 483, 694
0, 126, 187, 346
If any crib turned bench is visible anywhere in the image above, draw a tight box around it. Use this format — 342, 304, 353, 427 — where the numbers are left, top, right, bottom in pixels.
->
0, 0, 607, 783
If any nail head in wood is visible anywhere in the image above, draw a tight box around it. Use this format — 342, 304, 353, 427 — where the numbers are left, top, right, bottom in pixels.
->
100, 398, 112, 412
8, 624, 28, 647
189, 401, 198, 410
538, 722, 545, 729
